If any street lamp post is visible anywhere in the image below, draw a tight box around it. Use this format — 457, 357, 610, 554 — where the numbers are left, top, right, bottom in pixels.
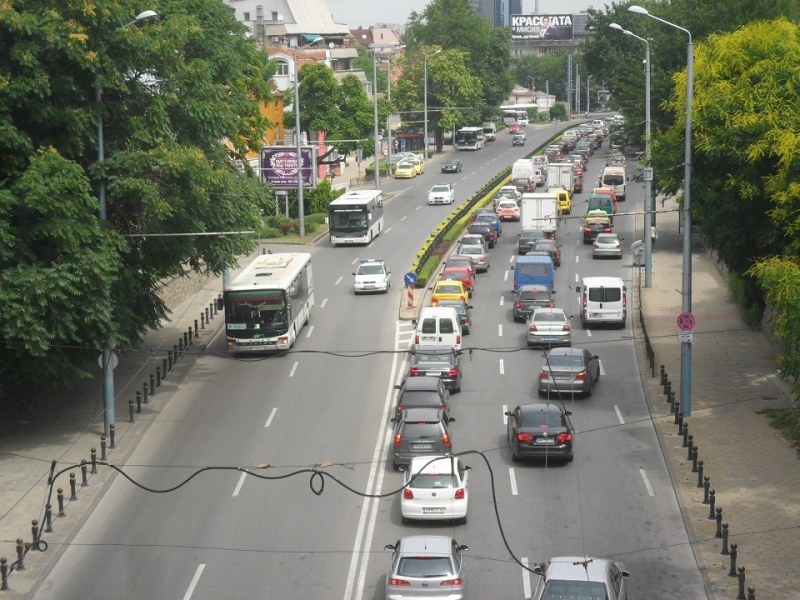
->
293, 36, 323, 237
586, 75, 591, 115
372, 51, 381, 190
629, 5, 694, 416
609, 22, 652, 288
423, 49, 441, 158
96, 9, 158, 437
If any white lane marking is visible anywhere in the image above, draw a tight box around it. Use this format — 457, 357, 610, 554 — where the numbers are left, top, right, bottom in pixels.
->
575, 273, 579, 283
289, 361, 298, 377
232, 471, 247, 497
401, 215, 408, 221
335, 276, 343, 285
498, 324, 503, 337
504, 270, 509, 282
509, 468, 519, 496
345, 322, 407, 600
614, 405, 625, 425
599, 360, 606, 376
352, 258, 360, 265
383, 228, 392, 234
416, 206, 422, 211
575, 255, 580, 264
499, 359, 505, 375
499, 296, 505, 307
522, 557, 532, 599
640, 468, 655, 497
509, 255, 515, 263
306, 325, 315, 338
586, 330, 592, 337
182, 564, 206, 600
502, 405, 509, 425
265, 407, 277, 428
321, 298, 329, 309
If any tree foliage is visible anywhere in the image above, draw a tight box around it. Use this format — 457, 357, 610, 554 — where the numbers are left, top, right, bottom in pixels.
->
0, 0, 276, 407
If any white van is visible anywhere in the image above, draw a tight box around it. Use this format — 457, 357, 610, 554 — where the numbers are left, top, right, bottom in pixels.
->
414, 306, 462, 350
600, 166, 626, 201
576, 276, 627, 328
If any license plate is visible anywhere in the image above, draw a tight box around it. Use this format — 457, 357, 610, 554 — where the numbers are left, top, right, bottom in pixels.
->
535, 438, 556, 445
421, 336, 437, 342
590, 312, 601, 318
363, 284, 374, 289
425, 372, 441, 377
422, 507, 446, 514
413, 443, 432, 450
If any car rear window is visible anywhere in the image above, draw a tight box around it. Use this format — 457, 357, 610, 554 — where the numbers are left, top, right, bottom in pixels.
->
603, 174, 624, 185
520, 291, 550, 302
541, 580, 606, 599
588, 287, 622, 302
437, 284, 462, 295
398, 557, 453, 578
520, 411, 564, 428
518, 264, 551, 277
439, 318, 454, 333
409, 474, 456, 489
548, 354, 584, 368
401, 422, 442, 438
416, 353, 452, 366
421, 318, 437, 334
534, 312, 566, 323
400, 392, 443, 408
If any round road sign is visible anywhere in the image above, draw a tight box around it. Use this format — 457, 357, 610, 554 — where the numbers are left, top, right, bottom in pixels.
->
404, 272, 418, 287
677, 312, 696, 331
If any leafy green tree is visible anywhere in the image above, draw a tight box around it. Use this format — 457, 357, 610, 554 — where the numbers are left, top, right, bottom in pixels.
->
0, 0, 275, 407
404, 0, 513, 119
513, 53, 574, 104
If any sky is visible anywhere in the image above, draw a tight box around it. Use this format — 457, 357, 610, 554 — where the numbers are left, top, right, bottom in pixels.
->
325, 0, 604, 30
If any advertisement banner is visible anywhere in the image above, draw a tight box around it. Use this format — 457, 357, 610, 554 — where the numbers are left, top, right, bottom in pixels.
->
260, 146, 316, 189
511, 14, 574, 41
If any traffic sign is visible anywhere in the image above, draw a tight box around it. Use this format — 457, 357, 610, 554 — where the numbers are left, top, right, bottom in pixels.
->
404, 272, 418, 287
677, 312, 696, 331
678, 331, 693, 343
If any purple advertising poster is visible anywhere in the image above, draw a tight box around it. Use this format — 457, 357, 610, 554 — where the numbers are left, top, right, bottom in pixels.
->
511, 15, 574, 41
261, 146, 316, 189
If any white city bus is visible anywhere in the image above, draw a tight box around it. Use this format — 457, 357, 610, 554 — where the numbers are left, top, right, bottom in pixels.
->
454, 127, 486, 151
328, 190, 385, 245
224, 252, 314, 353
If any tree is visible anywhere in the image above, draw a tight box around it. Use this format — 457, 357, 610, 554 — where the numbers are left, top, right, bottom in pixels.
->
0, 0, 275, 408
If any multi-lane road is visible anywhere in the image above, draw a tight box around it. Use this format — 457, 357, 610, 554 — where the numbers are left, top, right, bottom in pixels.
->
32, 125, 707, 599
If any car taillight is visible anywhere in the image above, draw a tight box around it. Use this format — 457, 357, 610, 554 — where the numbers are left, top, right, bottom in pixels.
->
539, 371, 551, 380
575, 370, 587, 381
556, 433, 573, 442
582, 293, 587, 309
517, 432, 534, 442
448, 368, 459, 378
529, 325, 537, 332
440, 578, 463, 587
414, 335, 419, 345
389, 578, 411, 587
623, 292, 627, 308
394, 432, 402, 448
603, 227, 612, 232
562, 324, 571, 331
403, 488, 414, 499
548, 302, 555, 308
454, 488, 465, 500
456, 334, 461, 345
431, 296, 439, 305
442, 432, 451, 449
514, 302, 522, 309
410, 368, 420, 376
584, 227, 591, 232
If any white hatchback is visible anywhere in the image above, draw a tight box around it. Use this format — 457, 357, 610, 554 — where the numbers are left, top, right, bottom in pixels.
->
400, 455, 470, 524
352, 259, 391, 294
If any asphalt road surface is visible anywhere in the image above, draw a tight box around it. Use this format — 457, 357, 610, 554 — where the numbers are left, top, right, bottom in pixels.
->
31, 126, 707, 599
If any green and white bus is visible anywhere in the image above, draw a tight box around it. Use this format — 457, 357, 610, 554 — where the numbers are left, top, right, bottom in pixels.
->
223, 252, 314, 353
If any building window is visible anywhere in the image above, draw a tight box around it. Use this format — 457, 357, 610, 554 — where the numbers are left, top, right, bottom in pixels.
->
272, 11, 278, 21
243, 12, 250, 21
276, 59, 290, 76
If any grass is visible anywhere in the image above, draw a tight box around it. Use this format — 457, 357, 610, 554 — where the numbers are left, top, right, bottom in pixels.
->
757, 408, 800, 457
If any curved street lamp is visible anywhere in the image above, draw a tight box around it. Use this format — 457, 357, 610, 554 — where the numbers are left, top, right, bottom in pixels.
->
629, 5, 694, 417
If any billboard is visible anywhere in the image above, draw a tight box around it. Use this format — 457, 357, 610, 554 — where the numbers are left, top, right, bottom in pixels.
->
260, 146, 317, 189
511, 14, 574, 41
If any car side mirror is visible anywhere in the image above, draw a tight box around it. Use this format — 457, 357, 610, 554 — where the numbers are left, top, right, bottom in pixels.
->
398, 465, 408, 472
504, 411, 513, 417
533, 565, 545, 576
575, 286, 581, 293
593, 355, 599, 359
390, 417, 398, 423
352, 272, 356, 276
509, 265, 514, 271
394, 384, 401, 390
458, 544, 469, 552
448, 417, 456, 423
463, 465, 472, 471
467, 305, 473, 309
565, 410, 573, 416
384, 544, 396, 551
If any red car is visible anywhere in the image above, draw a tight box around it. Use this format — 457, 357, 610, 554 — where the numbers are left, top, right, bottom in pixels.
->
508, 122, 521, 134
441, 266, 475, 297
573, 176, 583, 193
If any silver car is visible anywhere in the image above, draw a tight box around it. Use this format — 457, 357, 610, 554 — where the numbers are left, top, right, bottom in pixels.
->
593, 232, 623, 259
384, 536, 469, 600
458, 244, 490, 273
538, 347, 600, 397
527, 308, 572, 348
532, 556, 629, 599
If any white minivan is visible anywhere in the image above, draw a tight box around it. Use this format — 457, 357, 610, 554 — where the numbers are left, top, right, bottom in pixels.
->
576, 276, 627, 328
600, 166, 626, 201
414, 306, 462, 350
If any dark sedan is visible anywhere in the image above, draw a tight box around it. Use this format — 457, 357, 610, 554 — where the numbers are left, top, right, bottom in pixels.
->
517, 228, 550, 254
583, 219, 613, 244
409, 346, 462, 393
441, 158, 462, 173
512, 284, 555, 322
467, 222, 496, 248
533, 239, 561, 267
538, 347, 600, 397
505, 403, 574, 463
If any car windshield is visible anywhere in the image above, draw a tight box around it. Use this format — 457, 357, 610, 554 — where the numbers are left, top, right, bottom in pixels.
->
397, 557, 454, 578
541, 580, 607, 599
357, 265, 384, 275
409, 474, 457, 489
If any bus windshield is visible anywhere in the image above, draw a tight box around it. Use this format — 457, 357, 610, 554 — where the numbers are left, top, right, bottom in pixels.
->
225, 289, 289, 336
329, 208, 368, 233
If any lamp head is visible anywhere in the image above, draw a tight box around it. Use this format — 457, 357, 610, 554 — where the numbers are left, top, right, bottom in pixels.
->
609, 22, 624, 31
135, 10, 158, 22
628, 5, 649, 14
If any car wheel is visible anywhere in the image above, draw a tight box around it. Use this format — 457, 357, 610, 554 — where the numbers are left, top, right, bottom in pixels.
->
511, 452, 519, 463
392, 462, 400, 471
456, 515, 467, 525
453, 382, 461, 394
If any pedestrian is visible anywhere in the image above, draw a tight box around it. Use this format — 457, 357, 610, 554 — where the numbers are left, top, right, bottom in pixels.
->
651, 225, 657, 250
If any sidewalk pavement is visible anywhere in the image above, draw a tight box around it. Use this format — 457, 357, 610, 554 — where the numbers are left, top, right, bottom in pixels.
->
2, 143, 798, 598
634, 194, 800, 599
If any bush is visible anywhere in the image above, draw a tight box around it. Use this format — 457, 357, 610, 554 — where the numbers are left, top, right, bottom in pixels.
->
416, 255, 440, 288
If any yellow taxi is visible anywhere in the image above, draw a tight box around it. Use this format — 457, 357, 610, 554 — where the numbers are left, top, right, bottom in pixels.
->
430, 280, 468, 306
550, 187, 572, 215
408, 155, 425, 175
394, 161, 416, 179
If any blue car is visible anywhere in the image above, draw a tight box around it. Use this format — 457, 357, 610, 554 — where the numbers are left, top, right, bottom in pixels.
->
473, 209, 502, 237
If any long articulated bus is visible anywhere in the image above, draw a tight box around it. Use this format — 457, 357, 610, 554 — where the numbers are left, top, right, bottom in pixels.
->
328, 189, 385, 245
223, 252, 314, 353
454, 126, 486, 151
